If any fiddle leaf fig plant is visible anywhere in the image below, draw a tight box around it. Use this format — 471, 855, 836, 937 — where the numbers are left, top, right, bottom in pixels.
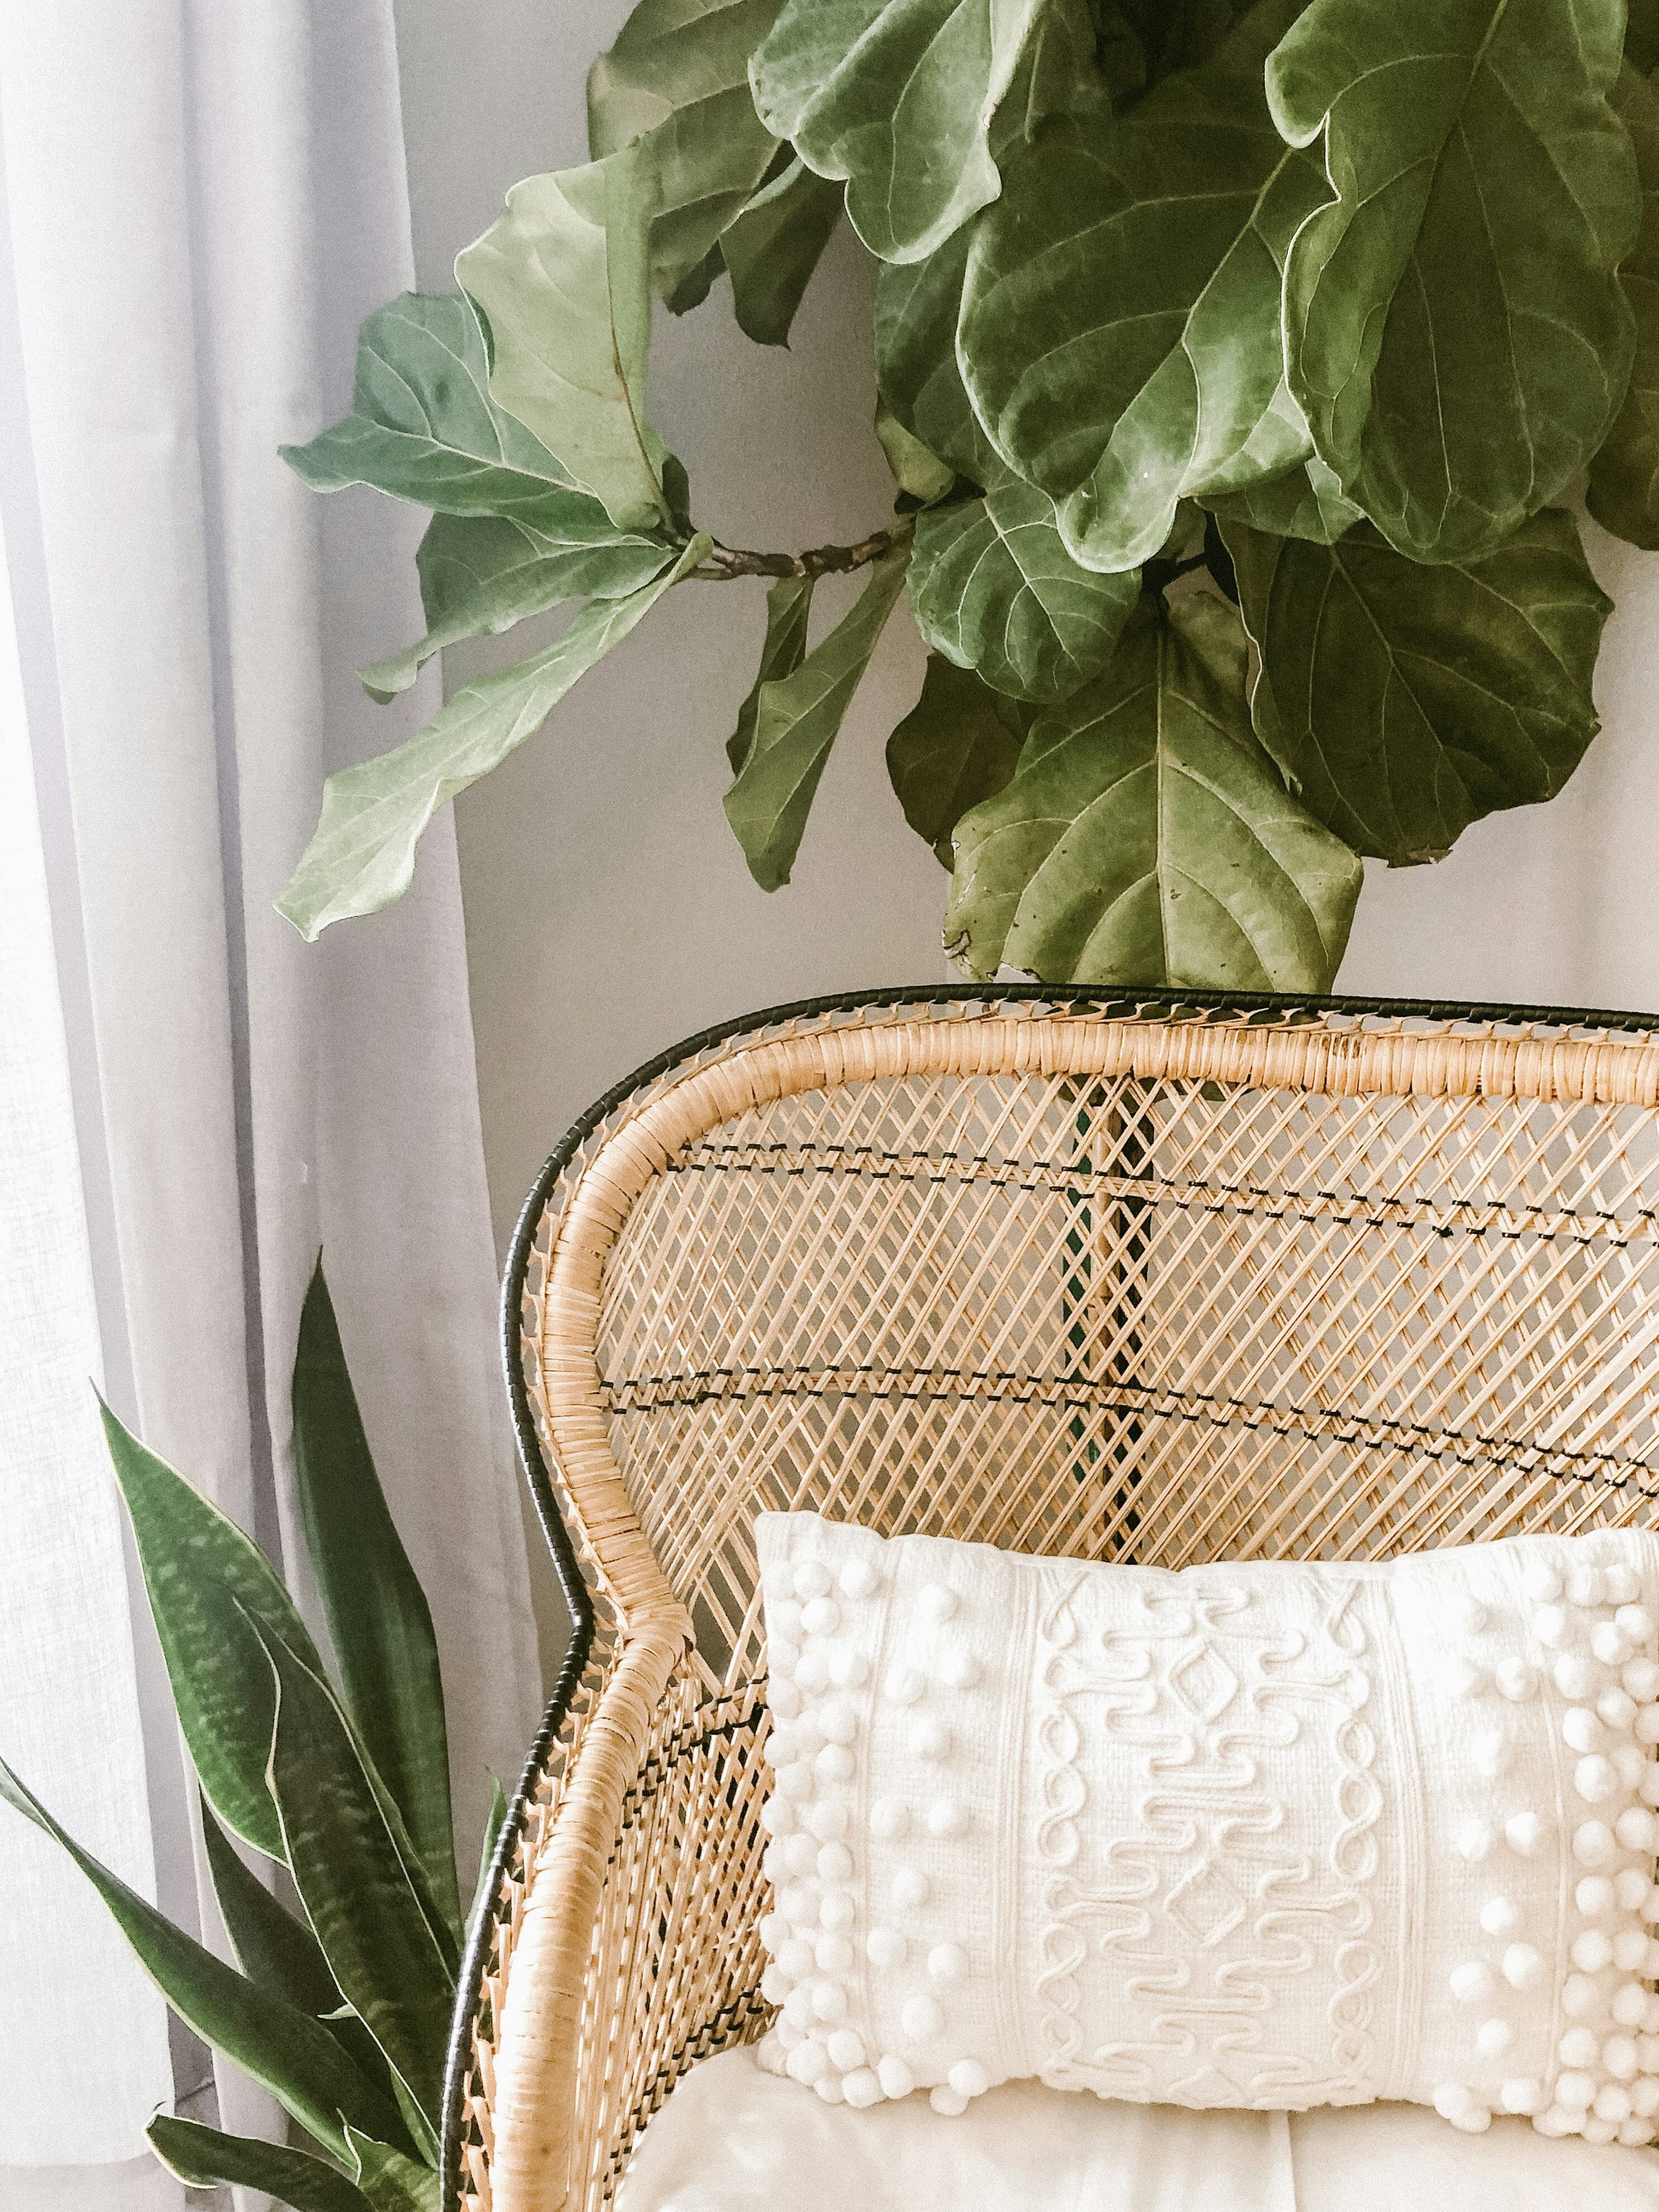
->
0, 1263, 495, 2212
278, 0, 1659, 994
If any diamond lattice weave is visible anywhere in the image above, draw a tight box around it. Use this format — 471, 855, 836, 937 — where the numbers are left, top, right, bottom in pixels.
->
755, 1513, 1659, 2145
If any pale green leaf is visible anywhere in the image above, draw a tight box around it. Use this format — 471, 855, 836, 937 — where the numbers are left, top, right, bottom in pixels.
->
456, 145, 669, 530
1220, 507, 1611, 865
723, 544, 910, 886
588, 0, 787, 302
1269, 0, 1639, 562
887, 653, 1027, 863
257, 1623, 455, 2154
280, 295, 576, 519
0, 1758, 405, 2160
721, 160, 844, 345
349, 2131, 440, 2212
727, 573, 815, 773
148, 2116, 374, 2212
874, 402, 956, 505
750, 0, 1061, 263
909, 472, 1139, 701
293, 1262, 461, 1945
359, 510, 678, 701
1200, 450, 1360, 547
960, 0, 1327, 574
278, 537, 709, 938
1588, 64, 1659, 549
944, 593, 1361, 987
99, 1399, 322, 1863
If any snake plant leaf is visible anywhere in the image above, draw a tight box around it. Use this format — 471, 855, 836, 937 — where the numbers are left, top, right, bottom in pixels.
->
293, 1262, 461, 1945
256, 1621, 457, 2152
202, 1797, 339, 2018
944, 593, 1361, 986
750, 0, 1047, 264
909, 472, 1139, 701
0, 1756, 405, 2159
1219, 507, 1611, 866
349, 2131, 442, 2212
1269, 0, 1639, 564
1588, 65, 1659, 550
280, 295, 577, 520
359, 509, 679, 701
466, 1773, 510, 1943
456, 145, 669, 531
148, 2117, 375, 2212
588, 0, 787, 303
724, 543, 910, 886
1201, 451, 1360, 547
727, 573, 815, 773
721, 160, 845, 346
203, 1799, 395, 2094
886, 653, 1027, 863
279, 537, 709, 937
959, 0, 1327, 576
98, 1398, 322, 1861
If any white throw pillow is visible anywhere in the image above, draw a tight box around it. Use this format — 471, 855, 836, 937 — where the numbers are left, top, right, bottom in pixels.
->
754, 1514, 1659, 2148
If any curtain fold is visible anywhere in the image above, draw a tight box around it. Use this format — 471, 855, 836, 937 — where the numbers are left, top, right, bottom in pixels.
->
0, 0, 542, 2184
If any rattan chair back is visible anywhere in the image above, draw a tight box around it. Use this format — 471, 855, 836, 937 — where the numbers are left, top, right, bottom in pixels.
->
448, 990, 1659, 2212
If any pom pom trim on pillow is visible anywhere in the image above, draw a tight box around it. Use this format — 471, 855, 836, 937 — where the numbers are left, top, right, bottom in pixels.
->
754, 1515, 1659, 2146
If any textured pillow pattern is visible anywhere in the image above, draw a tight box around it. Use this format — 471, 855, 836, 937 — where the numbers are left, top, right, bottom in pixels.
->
753, 1514, 1659, 2147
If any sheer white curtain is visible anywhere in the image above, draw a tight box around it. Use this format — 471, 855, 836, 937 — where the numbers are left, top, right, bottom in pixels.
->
0, 0, 541, 2189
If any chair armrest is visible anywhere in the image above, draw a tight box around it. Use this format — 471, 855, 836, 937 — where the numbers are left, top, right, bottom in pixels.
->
477, 1623, 772, 2212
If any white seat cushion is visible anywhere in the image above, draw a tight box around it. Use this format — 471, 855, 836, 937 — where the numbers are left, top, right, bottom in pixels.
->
618, 2046, 1659, 2211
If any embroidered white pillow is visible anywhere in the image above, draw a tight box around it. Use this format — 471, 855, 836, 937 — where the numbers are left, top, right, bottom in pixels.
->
752, 1514, 1659, 2148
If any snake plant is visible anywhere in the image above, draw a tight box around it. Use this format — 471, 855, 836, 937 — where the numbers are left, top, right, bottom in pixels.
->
1, 1262, 504, 2211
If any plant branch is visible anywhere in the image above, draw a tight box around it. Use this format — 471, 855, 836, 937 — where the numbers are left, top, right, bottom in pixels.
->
687, 520, 911, 582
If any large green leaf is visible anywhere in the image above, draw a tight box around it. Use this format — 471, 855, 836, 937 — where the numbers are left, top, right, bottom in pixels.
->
99, 1399, 322, 1861
1100, 0, 1239, 99
280, 295, 577, 520
721, 160, 845, 346
909, 473, 1139, 700
588, 0, 786, 303
727, 573, 815, 773
1589, 64, 1659, 549
1219, 507, 1610, 866
350, 2132, 442, 2212
874, 228, 995, 482
359, 510, 678, 701
278, 537, 709, 937
886, 653, 1027, 863
750, 0, 1051, 262
292, 1262, 461, 1944
148, 2116, 374, 2212
258, 1624, 456, 2154
723, 544, 910, 886
456, 145, 669, 530
959, 0, 1327, 574
944, 593, 1361, 986
0, 1757, 404, 2159
1269, 0, 1639, 563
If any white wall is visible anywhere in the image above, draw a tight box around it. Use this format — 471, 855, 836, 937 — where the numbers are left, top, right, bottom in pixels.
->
393, 0, 1659, 1262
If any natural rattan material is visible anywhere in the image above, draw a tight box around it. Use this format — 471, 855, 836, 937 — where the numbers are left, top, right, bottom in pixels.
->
449, 992, 1659, 2212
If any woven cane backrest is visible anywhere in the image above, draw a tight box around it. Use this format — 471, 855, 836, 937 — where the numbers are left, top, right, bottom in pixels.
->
517, 1000, 1659, 1696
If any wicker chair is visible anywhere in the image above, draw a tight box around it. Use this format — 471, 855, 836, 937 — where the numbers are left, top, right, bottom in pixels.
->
441, 986, 1659, 2212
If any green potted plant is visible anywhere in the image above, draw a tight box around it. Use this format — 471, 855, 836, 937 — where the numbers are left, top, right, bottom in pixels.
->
2, 1266, 492, 2210
274, 0, 1657, 997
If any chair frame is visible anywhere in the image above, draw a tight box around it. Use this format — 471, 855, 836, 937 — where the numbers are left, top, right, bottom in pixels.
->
440, 983, 1659, 2212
